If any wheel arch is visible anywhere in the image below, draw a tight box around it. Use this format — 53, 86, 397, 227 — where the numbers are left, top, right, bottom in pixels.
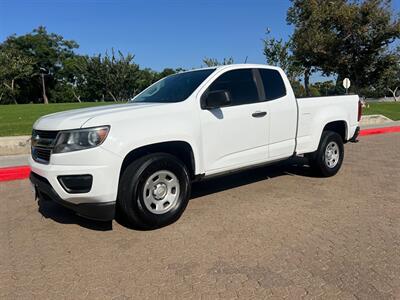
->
322, 120, 348, 142
119, 141, 197, 181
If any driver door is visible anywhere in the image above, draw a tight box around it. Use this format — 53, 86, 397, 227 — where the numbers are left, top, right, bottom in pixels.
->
199, 68, 270, 174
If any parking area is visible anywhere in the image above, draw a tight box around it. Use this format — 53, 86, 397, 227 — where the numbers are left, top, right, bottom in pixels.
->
1, 133, 399, 299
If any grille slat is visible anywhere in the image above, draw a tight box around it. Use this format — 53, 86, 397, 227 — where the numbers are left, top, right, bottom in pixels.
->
33, 130, 58, 139
31, 130, 59, 164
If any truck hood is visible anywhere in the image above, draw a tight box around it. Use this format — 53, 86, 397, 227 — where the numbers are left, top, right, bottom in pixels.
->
33, 102, 164, 131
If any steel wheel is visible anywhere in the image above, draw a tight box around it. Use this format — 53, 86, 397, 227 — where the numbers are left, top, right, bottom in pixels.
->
142, 170, 180, 215
324, 141, 340, 168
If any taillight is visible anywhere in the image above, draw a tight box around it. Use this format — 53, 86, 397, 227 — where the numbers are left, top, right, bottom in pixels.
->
358, 100, 362, 122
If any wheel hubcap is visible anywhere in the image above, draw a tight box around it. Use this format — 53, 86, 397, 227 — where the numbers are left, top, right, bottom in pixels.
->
153, 183, 168, 200
325, 141, 340, 168
143, 170, 180, 214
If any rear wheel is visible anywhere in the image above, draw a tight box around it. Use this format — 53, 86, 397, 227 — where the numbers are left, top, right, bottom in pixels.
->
118, 153, 191, 229
307, 131, 344, 177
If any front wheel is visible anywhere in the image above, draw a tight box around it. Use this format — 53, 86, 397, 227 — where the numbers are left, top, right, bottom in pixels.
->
307, 131, 344, 177
118, 153, 191, 229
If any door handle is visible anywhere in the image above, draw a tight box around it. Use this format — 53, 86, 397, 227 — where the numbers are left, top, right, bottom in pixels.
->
252, 111, 267, 118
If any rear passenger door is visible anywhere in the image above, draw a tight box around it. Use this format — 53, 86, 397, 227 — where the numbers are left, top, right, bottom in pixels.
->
199, 68, 270, 174
257, 68, 297, 159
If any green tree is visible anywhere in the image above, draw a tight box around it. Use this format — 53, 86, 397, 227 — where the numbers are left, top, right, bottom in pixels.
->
0, 26, 79, 103
136, 68, 158, 95
0, 48, 34, 104
287, 0, 341, 95
84, 49, 141, 102
0, 27, 190, 104
290, 79, 306, 97
263, 31, 302, 81
311, 80, 337, 96
263, 31, 305, 96
287, 0, 400, 94
50, 55, 88, 103
375, 47, 400, 101
203, 57, 234, 67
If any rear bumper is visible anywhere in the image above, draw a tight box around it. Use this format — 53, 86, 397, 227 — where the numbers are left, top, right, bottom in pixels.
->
30, 172, 115, 221
349, 126, 360, 142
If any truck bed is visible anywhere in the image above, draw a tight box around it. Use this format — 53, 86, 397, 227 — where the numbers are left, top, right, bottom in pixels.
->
295, 95, 360, 155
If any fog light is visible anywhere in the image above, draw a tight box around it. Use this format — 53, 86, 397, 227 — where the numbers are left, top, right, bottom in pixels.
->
58, 175, 93, 194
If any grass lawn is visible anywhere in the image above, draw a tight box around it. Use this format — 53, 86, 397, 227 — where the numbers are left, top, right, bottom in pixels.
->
363, 102, 400, 121
0, 102, 114, 137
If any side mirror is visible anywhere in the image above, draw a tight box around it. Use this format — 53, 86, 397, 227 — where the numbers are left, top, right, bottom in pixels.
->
203, 90, 231, 109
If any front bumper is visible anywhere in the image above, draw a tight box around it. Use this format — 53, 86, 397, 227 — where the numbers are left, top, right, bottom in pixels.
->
30, 172, 115, 221
28, 145, 122, 221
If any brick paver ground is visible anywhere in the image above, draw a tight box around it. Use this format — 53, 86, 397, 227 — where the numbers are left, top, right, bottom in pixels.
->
1, 133, 399, 299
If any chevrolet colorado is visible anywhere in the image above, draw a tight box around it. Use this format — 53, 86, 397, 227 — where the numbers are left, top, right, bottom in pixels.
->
30, 64, 361, 228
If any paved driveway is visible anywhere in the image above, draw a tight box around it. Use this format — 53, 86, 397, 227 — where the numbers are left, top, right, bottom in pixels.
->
1, 133, 399, 299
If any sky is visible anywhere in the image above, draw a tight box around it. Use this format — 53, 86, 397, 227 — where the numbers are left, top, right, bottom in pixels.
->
0, 0, 399, 74
0, 0, 293, 70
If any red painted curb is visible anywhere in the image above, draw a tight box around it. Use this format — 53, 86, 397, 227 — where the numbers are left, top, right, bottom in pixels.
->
359, 125, 400, 136
0, 125, 399, 182
0, 166, 31, 182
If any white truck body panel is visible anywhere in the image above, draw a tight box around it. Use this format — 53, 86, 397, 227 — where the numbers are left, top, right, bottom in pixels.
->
296, 95, 359, 154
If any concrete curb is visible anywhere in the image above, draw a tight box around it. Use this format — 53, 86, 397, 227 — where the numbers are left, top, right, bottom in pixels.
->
0, 136, 31, 156
360, 114, 393, 127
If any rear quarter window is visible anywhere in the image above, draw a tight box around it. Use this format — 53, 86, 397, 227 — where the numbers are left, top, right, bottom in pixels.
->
259, 69, 286, 101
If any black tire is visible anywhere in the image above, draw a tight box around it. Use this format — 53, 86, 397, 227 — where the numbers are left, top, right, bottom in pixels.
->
307, 131, 344, 177
118, 153, 191, 229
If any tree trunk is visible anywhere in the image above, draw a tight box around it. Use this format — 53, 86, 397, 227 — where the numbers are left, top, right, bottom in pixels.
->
388, 87, 399, 102
41, 74, 49, 104
108, 91, 118, 102
11, 79, 17, 104
72, 91, 82, 103
304, 69, 310, 96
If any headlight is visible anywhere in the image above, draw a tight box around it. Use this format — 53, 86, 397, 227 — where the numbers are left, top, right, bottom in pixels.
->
53, 126, 110, 154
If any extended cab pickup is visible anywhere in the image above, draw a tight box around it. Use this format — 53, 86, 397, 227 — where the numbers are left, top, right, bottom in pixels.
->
30, 64, 361, 228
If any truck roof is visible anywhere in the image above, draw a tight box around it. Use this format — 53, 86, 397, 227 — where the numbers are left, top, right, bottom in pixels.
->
183, 63, 281, 74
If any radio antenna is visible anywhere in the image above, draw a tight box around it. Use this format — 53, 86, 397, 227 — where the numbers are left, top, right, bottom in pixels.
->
244, 56, 248, 63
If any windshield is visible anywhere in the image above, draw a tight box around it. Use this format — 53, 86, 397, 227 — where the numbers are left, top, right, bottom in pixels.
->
132, 68, 216, 103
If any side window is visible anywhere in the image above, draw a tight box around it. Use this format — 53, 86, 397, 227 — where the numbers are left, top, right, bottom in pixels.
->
207, 69, 259, 106
259, 69, 286, 100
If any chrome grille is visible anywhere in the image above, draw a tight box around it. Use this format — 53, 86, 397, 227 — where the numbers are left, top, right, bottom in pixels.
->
31, 130, 59, 164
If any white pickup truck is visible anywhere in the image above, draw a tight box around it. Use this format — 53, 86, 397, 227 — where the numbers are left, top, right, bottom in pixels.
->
30, 64, 361, 228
